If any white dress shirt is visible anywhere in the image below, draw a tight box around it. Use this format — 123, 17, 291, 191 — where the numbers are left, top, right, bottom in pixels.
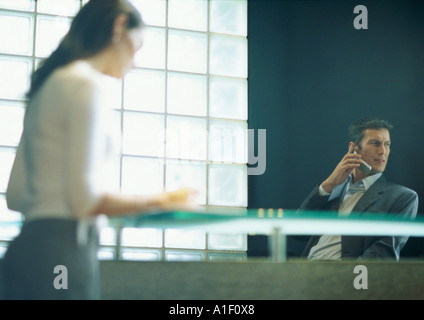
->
7, 61, 116, 221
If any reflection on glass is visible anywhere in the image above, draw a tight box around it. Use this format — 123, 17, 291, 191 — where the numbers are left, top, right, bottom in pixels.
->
165, 160, 206, 205
168, 30, 207, 74
35, 15, 71, 58
124, 69, 165, 112
168, 0, 207, 31
123, 112, 165, 157
210, 77, 247, 120
0, 57, 31, 100
121, 156, 164, 195
210, 35, 247, 78
0, 103, 25, 147
209, 120, 247, 164
134, 27, 165, 69
208, 164, 247, 207
166, 115, 207, 161
167, 72, 207, 116
0, 13, 33, 55
210, 0, 247, 36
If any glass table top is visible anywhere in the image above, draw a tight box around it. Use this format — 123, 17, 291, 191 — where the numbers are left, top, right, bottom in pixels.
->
108, 208, 424, 237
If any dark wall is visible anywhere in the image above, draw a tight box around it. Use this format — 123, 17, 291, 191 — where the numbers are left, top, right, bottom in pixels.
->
247, 0, 424, 256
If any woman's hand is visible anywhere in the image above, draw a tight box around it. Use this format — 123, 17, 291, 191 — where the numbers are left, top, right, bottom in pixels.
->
155, 188, 199, 212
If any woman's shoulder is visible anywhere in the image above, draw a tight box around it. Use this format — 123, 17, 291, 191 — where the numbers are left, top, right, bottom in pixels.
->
41, 60, 105, 102
53, 60, 103, 87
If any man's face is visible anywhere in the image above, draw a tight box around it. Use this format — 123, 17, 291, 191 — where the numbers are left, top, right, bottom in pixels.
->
357, 129, 391, 173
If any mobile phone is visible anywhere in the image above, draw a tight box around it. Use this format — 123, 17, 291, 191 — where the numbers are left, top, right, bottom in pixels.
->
353, 149, 372, 175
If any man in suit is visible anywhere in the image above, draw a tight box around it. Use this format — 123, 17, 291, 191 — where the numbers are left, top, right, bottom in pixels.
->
299, 118, 418, 260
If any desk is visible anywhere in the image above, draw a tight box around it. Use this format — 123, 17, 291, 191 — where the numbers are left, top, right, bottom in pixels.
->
110, 209, 424, 262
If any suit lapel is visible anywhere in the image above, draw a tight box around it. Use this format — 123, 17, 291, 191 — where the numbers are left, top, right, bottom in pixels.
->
352, 175, 387, 213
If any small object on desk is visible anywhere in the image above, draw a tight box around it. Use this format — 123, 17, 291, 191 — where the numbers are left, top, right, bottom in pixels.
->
267, 208, 274, 218
258, 208, 265, 217
277, 208, 284, 218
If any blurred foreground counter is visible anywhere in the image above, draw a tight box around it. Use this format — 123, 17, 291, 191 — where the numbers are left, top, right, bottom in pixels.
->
98, 259, 424, 300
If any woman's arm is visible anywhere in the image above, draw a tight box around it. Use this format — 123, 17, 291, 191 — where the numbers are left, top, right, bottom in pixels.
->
92, 188, 197, 217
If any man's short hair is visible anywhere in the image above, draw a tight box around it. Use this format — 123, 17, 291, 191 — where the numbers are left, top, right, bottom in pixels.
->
348, 118, 393, 146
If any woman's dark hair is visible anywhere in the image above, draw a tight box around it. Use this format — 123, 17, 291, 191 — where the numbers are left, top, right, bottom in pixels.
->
348, 117, 393, 147
27, 0, 144, 99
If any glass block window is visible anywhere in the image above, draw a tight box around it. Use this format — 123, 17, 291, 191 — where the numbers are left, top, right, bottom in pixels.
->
0, 0, 248, 261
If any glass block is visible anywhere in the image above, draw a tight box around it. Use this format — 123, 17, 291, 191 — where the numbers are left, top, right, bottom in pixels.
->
134, 27, 165, 69
210, 77, 247, 120
167, 72, 207, 117
0, 57, 31, 100
99, 227, 117, 246
165, 160, 206, 205
209, 120, 247, 164
0, 102, 25, 147
166, 115, 207, 161
165, 229, 205, 249
165, 250, 204, 261
168, 30, 207, 74
0, 197, 22, 222
130, 0, 166, 27
209, 253, 246, 261
210, 0, 247, 36
0, 13, 33, 55
208, 164, 247, 207
120, 248, 161, 261
0, 149, 15, 193
0, 245, 7, 259
35, 15, 72, 58
121, 227, 163, 247
0, 224, 19, 241
121, 156, 164, 195
123, 69, 165, 113
123, 112, 165, 157
97, 248, 115, 261
37, 0, 80, 16
0, 0, 35, 11
210, 35, 247, 78
208, 233, 246, 250
168, 0, 207, 31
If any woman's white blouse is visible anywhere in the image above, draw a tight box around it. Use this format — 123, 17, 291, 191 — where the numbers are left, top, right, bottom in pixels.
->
7, 61, 116, 221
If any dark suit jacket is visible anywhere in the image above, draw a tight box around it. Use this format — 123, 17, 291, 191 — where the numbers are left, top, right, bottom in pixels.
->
299, 175, 418, 260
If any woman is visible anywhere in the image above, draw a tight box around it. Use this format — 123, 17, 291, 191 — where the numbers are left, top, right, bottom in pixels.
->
3, 0, 195, 299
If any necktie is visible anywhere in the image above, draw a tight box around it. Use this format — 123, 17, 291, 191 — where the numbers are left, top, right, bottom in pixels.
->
338, 181, 365, 216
